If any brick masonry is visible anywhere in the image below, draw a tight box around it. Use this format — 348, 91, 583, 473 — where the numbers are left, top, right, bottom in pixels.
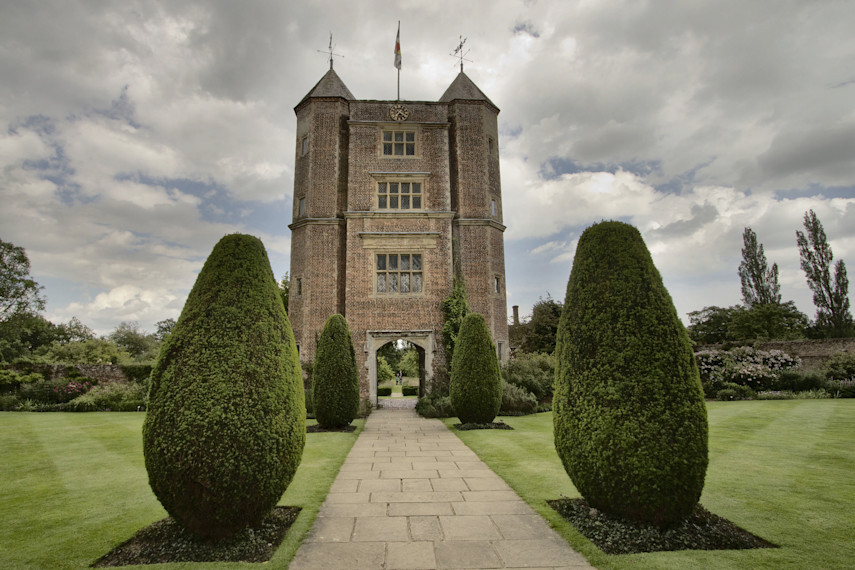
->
289, 70, 509, 404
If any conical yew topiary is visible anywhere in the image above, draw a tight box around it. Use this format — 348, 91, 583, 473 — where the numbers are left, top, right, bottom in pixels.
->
312, 314, 360, 428
143, 234, 305, 539
450, 313, 502, 424
553, 221, 708, 527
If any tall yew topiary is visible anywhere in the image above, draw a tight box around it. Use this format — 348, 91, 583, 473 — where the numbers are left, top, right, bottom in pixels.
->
143, 234, 305, 539
312, 314, 360, 428
553, 221, 708, 527
450, 313, 502, 424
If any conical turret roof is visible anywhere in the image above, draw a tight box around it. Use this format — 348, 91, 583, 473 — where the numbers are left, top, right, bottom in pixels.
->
439, 72, 498, 111
296, 68, 355, 109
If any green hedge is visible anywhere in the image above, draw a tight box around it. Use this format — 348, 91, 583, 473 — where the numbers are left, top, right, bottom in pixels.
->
377, 386, 392, 397
402, 385, 418, 397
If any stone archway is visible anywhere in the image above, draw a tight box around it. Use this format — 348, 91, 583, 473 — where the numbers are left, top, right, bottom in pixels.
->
365, 330, 436, 406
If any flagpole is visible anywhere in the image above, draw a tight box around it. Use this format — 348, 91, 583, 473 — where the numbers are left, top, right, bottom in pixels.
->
396, 21, 401, 100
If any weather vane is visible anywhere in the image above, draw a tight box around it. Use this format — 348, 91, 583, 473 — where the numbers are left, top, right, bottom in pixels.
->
450, 35, 472, 72
317, 33, 344, 70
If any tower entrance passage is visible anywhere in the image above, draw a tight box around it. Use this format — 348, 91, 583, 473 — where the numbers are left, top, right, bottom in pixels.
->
365, 330, 436, 406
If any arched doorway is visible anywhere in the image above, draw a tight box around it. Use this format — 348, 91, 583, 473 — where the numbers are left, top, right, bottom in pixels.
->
365, 330, 436, 406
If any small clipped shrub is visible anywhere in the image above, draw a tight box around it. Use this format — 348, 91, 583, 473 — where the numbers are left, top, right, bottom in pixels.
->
312, 314, 360, 429
716, 382, 755, 401
499, 381, 537, 415
415, 391, 455, 418
402, 385, 418, 396
449, 313, 502, 424
377, 386, 392, 397
554, 221, 708, 528
143, 234, 305, 539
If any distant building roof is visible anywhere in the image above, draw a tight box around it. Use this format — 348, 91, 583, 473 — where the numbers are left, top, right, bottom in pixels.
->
296, 68, 355, 108
439, 72, 498, 111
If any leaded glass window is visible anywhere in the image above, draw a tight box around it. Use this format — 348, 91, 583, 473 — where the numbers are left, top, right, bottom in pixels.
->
377, 181, 422, 210
376, 253, 423, 294
382, 130, 416, 156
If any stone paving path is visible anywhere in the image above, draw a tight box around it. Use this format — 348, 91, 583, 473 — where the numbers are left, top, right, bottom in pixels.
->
289, 408, 592, 569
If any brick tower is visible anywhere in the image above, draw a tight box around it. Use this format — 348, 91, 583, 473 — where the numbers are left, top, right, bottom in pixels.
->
289, 66, 508, 404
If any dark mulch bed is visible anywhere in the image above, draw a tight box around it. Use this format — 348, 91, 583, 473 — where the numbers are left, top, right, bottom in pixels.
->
454, 421, 514, 430
306, 424, 357, 433
92, 506, 300, 567
548, 498, 777, 555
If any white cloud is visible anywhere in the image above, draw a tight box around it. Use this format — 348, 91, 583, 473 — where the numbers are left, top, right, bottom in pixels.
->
2, 0, 854, 334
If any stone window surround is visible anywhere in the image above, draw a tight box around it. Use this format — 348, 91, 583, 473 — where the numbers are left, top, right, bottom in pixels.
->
358, 231, 441, 299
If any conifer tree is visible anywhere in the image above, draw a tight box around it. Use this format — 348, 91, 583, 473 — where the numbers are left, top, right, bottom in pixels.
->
796, 210, 853, 337
143, 234, 305, 539
313, 314, 360, 428
554, 221, 708, 527
739, 227, 781, 306
450, 313, 502, 424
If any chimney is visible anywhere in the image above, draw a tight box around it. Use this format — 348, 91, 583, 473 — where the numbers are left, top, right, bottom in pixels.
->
512, 305, 519, 326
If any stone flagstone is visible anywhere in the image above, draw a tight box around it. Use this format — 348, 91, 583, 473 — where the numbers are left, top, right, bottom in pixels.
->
288, 408, 593, 569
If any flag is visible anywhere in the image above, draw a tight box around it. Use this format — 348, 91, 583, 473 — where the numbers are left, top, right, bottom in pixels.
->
394, 22, 401, 70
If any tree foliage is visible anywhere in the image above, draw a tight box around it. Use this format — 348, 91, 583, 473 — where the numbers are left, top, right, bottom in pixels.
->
517, 296, 563, 354
688, 302, 809, 344
143, 234, 305, 539
728, 302, 809, 341
108, 321, 158, 360
154, 318, 176, 342
796, 210, 853, 337
739, 227, 781, 306
441, 275, 469, 370
278, 272, 289, 313
0, 239, 46, 321
554, 221, 708, 527
312, 314, 360, 428
399, 345, 420, 377
377, 355, 395, 384
450, 313, 502, 424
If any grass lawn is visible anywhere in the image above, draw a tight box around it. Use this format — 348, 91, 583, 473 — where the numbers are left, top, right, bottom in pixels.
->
0, 412, 362, 569
445, 400, 855, 569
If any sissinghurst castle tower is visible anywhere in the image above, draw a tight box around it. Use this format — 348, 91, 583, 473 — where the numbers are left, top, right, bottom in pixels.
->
289, 63, 508, 404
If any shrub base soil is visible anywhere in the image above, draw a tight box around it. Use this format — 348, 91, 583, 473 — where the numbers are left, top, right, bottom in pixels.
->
306, 424, 357, 433
92, 506, 300, 566
549, 498, 776, 555
454, 421, 513, 431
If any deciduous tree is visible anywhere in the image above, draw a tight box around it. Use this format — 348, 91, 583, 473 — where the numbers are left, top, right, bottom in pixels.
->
796, 210, 853, 337
739, 227, 781, 306
0, 239, 45, 321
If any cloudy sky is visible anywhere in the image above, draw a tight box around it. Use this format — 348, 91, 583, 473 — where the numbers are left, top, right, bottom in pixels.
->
2, 0, 854, 335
